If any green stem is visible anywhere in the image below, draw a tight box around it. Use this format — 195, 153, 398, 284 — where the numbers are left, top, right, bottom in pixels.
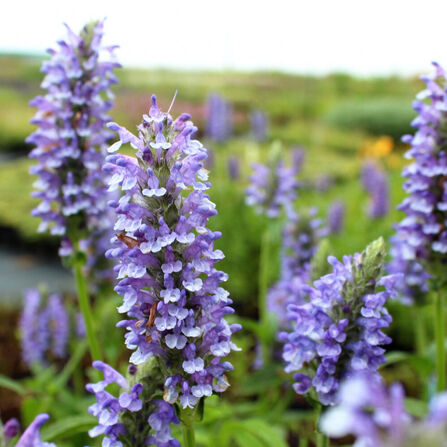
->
181, 423, 195, 447
315, 406, 330, 447
414, 307, 426, 356
434, 289, 445, 391
73, 259, 102, 364
298, 437, 308, 447
258, 227, 272, 361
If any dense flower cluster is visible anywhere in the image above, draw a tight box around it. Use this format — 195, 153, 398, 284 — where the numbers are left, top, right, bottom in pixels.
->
327, 201, 346, 235
0, 414, 55, 447
104, 95, 240, 412
87, 361, 179, 447
280, 238, 398, 405
361, 161, 390, 218
245, 155, 298, 219
250, 110, 268, 142
20, 289, 77, 367
268, 209, 326, 327
389, 62, 447, 301
205, 93, 233, 142
27, 20, 118, 277
321, 373, 447, 447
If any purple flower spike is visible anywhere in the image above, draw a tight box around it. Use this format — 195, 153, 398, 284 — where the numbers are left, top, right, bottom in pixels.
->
327, 201, 346, 235
280, 238, 398, 405
227, 156, 240, 180
20, 289, 50, 367
321, 372, 447, 446
48, 294, 69, 358
389, 62, 447, 303
20, 289, 74, 367
250, 110, 269, 142
205, 93, 233, 142
27, 20, 119, 283
104, 95, 240, 412
268, 208, 327, 327
361, 161, 390, 218
246, 150, 298, 219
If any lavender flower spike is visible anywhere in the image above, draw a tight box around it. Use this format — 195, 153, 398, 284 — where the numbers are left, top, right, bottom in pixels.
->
20, 289, 50, 367
280, 238, 399, 405
361, 161, 390, 218
267, 208, 327, 327
321, 372, 447, 447
205, 93, 233, 142
27, 20, 119, 277
104, 95, 241, 412
250, 110, 269, 142
327, 201, 345, 235
246, 145, 298, 219
389, 62, 447, 302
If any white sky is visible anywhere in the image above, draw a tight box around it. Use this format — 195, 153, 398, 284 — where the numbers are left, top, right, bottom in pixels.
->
1, 0, 447, 76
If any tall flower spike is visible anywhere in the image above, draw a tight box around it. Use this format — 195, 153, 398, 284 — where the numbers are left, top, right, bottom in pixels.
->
245, 146, 298, 219
280, 238, 399, 405
250, 110, 269, 142
27, 20, 119, 280
361, 160, 390, 218
327, 201, 345, 235
205, 93, 233, 142
104, 95, 241, 413
268, 208, 327, 328
20, 289, 72, 367
320, 372, 447, 447
20, 289, 51, 366
389, 62, 447, 300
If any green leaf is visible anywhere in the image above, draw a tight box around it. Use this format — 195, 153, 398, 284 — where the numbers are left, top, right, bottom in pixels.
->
384, 351, 433, 377
41, 415, 96, 442
52, 339, 88, 392
0, 374, 27, 396
404, 398, 429, 418
242, 419, 288, 447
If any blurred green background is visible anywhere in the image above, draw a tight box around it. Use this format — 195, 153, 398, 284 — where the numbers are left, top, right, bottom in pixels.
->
0, 53, 418, 301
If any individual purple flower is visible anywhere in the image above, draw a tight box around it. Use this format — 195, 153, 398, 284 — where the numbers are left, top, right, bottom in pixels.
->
280, 238, 398, 405
327, 201, 345, 235
361, 161, 390, 218
104, 95, 241, 412
14, 413, 55, 447
27, 20, 119, 280
321, 372, 447, 447
48, 294, 69, 358
227, 156, 240, 180
245, 153, 298, 219
205, 93, 233, 142
389, 62, 447, 302
250, 110, 268, 142
3, 418, 20, 440
87, 361, 179, 447
268, 208, 327, 327
20, 289, 51, 366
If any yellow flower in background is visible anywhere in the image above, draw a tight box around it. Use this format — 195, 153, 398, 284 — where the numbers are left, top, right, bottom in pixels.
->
361, 136, 394, 159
